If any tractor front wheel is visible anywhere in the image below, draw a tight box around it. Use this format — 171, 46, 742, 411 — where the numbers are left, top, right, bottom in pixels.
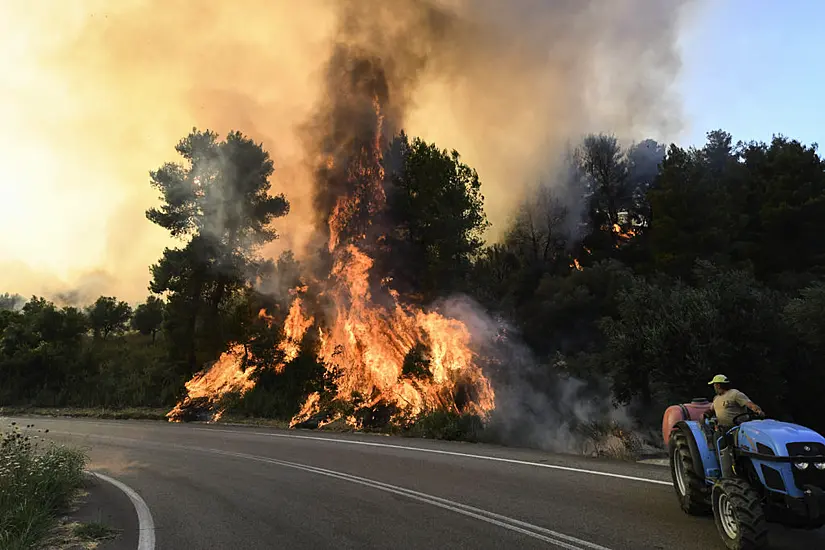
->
669, 428, 711, 515
711, 479, 768, 550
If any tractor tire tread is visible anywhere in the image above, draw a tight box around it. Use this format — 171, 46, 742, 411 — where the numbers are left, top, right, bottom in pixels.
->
670, 430, 711, 515
714, 479, 768, 550
725, 480, 768, 549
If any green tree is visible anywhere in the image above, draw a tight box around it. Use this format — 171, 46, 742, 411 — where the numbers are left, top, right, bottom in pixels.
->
599, 263, 789, 414
468, 244, 522, 312
781, 283, 825, 430
647, 131, 744, 277
86, 296, 132, 340
0, 297, 89, 405
783, 283, 825, 351
0, 293, 23, 311
131, 296, 165, 343
738, 136, 825, 282
520, 259, 633, 360
380, 132, 489, 303
146, 129, 290, 372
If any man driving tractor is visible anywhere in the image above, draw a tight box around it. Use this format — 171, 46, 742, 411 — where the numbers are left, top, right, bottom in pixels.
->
703, 374, 764, 429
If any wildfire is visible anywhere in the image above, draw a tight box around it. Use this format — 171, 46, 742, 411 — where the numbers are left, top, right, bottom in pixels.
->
165, 345, 256, 422
289, 243, 494, 427
276, 296, 314, 371
569, 245, 591, 272
167, 90, 495, 428
612, 223, 636, 244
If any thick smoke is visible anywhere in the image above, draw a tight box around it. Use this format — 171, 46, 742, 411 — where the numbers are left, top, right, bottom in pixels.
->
438, 295, 626, 453
1, 0, 698, 302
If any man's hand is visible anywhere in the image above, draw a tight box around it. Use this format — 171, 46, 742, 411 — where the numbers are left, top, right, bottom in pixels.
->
747, 402, 764, 416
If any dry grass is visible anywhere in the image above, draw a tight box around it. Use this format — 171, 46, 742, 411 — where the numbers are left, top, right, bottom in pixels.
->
40, 520, 118, 550
576, 420, 645, 461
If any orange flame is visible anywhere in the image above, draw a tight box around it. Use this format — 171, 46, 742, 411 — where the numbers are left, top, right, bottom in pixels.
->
169, 93, 495, 428
166, 344, 256, 422
612, 223, 636, 245
289, 243, 494, 427
275, 296, 314, 372
166, 297, 314, 422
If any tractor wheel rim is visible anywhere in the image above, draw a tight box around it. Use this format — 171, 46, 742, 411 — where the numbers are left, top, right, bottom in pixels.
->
719, 492, 738, 539
675, 455, 687, 496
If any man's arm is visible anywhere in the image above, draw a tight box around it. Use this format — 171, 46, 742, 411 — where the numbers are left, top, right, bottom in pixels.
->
736, 392, 764, 415
745, 401, 764, 415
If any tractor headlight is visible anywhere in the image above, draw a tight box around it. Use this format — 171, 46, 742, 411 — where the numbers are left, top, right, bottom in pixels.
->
794, 461, 810, 470
814, 462, 825, 471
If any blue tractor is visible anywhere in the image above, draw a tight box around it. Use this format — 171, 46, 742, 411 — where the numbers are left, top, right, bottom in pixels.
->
665, 403, 825, 549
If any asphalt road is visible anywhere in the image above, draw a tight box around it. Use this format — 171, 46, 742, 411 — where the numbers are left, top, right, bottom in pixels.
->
8, 416, 825, 550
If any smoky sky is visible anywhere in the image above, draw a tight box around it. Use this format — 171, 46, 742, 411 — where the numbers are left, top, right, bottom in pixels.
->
0, 0, 700, 303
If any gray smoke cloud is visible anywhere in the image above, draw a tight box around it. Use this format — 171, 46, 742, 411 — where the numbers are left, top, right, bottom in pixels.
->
1, 0, 698, 302
306, 0, 697, 247
438, 294, 631, 453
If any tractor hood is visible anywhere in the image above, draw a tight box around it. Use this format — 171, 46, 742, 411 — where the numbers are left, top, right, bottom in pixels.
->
739, 420, 825, 457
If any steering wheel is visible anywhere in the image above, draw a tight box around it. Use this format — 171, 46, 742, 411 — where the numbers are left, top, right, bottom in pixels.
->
733, 410, 765, 425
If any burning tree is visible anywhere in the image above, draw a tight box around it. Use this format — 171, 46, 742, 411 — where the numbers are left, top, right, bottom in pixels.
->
146, 130, 290, 374
166, 46, 495, 427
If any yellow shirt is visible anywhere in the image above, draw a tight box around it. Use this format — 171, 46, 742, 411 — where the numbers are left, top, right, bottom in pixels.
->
713, 389, 751, 427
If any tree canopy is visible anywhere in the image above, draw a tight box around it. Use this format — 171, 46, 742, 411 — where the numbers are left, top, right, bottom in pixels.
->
146, 129, 290, 373
86, 296, 132, 340
379, 132, 489, 302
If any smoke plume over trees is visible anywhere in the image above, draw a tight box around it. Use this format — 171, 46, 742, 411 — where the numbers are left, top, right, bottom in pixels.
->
1, 0, 697, 301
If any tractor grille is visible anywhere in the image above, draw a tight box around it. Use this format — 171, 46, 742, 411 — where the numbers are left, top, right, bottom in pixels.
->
787, 442, 825, 456
756, 442, 775, 456
760, 464, 785, 491
787, 442, 825, 490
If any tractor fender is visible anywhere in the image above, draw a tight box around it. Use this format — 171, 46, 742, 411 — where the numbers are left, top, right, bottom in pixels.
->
673, 420, 719, 482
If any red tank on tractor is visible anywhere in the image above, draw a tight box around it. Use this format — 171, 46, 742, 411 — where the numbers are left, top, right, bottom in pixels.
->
662, 397, 712, 446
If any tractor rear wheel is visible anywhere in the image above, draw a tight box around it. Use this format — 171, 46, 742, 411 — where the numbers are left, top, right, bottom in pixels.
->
712, 479, 768, 550
669, 428, 711, 515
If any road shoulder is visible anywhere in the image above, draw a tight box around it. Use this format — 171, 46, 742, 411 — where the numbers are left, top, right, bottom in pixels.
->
42, 472, 141, 550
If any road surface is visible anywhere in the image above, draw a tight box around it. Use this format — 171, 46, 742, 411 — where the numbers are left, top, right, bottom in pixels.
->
8, 416, 825, 550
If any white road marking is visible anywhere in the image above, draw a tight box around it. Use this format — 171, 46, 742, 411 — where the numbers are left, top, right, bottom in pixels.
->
54, 431, 611, 549
195, 427, 672, 486
89, 470, 156, 550
209, 448, 614, 550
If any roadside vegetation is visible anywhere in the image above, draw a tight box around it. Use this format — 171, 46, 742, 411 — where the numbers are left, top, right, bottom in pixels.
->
0, 422, 87, 550
0, 407, 169, 421
3, 128, 825, 455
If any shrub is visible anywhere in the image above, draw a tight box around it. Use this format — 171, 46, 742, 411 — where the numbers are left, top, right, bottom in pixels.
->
404, 410, 485, 442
